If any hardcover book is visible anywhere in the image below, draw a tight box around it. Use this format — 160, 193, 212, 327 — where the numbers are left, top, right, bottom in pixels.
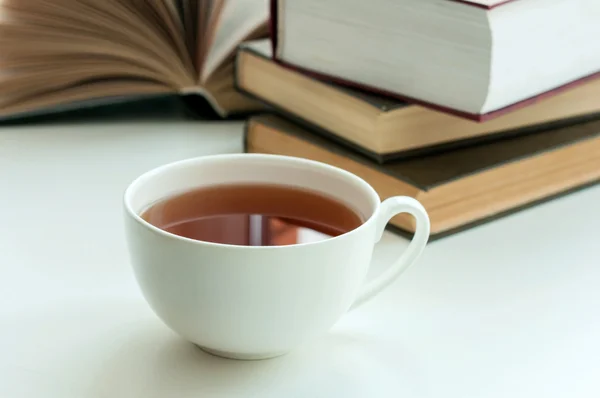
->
246, 114, 600, 239
236, 39, 600, 162
271, 0, 600, 121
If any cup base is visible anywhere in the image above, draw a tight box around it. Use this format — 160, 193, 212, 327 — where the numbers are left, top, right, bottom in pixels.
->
198, 346, 289, 361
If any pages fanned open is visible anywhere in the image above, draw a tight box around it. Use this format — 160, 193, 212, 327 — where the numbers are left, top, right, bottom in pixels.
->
0, 0, 268, 119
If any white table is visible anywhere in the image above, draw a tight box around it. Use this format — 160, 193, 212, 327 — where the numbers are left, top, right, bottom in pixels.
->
1, 120, 599, 398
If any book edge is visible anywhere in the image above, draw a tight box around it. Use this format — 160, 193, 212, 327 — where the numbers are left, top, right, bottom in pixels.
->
245, 113, 600, 192
271, 57, 600, 122
424, 125, 600, 189
237, 41, 407, 112
245, 116, 600, 241
235, 67, 600, 165
391, 179, 600, 240
244, 114, 428, 190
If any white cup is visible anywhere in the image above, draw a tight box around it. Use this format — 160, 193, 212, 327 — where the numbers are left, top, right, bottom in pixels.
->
124, 154, 430, 360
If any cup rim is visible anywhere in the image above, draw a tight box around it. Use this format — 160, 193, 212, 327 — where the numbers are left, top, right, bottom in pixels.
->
123, 153, 381, 250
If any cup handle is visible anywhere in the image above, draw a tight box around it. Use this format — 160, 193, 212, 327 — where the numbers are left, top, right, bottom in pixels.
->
350, 196, 430, 310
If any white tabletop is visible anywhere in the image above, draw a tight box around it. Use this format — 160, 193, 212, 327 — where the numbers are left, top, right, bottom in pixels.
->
1, 120, 599, 398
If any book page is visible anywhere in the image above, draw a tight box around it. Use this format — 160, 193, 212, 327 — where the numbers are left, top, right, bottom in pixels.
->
196, 0, 224, 74
0, 0, 195, 83
0, 0, 195, 117
200, 0, 269, 83
177, 0, 199, 64
149, 0, 192, 68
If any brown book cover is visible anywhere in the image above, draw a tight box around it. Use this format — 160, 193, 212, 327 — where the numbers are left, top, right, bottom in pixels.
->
269, 0, 600, 122
245, 114, 600, 239
235, 40, 600, 163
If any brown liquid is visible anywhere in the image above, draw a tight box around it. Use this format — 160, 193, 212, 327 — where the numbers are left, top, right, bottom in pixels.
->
141, 183, 363, 246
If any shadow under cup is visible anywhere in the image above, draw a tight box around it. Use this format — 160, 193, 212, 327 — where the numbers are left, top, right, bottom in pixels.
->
123, 154, 383, 360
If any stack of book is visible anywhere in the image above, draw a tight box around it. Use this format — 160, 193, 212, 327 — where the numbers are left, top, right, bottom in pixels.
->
1, 1, 599, 239
236, 0, 600, 239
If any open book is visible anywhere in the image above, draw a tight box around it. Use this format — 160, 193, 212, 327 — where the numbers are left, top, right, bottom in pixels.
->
0, 0, 269, 119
